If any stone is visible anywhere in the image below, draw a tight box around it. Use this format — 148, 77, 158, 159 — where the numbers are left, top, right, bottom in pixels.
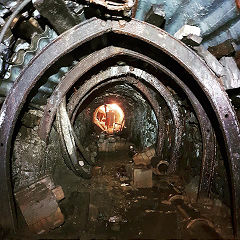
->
174, 25, 201, 41
208, 40, 236, 59
133, 148, 155, 166
52, 185, 65, 201
194, 45, 225, 77
219, 56, 240, 89
15, 179, 64, 234
133, 168, 152, 188
145, 4, 165, 28
182, 34, 202, 47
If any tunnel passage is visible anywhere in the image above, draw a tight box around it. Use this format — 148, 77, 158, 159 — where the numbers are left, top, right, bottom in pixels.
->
73, 82, 159, 151
93, 103, 125, 134
0, 1, 240, 238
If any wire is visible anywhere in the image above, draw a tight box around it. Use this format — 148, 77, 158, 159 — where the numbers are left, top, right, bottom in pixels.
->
0, 0, 31, 46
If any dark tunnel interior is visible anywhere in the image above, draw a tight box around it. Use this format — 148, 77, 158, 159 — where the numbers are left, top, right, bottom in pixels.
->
0, 0, 240, 239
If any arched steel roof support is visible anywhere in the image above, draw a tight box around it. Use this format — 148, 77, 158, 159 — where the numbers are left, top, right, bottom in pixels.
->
67, 76, 166, 158
0, 18, 238, 235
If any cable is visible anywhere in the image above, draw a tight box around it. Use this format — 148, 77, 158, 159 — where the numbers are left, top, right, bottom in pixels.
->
0, 0, 31, 46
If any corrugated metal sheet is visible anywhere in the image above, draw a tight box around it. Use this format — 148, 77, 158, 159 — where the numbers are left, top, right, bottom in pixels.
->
135, 0, 240, 49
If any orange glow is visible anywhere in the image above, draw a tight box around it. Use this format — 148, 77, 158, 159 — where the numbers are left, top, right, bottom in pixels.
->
93, 103, 125, 134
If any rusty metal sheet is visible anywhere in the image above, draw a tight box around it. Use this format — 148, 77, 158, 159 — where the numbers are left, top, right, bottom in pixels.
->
56, 97, 92, 178
0, 18, 239, 235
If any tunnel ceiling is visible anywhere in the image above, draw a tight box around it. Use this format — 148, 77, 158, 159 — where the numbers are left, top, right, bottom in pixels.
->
0, 0, 240, 238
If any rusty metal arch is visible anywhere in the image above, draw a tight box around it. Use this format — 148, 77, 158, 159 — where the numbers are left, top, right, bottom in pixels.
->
56, 64, 183, 172
0, 18, 239, 234
41, 50, 216, 199
67, 76, 166, 158
41, 61, 183, 173
68, 64, 216, 199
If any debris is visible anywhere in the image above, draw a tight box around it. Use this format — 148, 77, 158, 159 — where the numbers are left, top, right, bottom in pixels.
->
145, 4, 165, 28
111, 223, 120, 231
125, 163, 134, 179
67, 192, 90, 229
133, 167, 152, 188
182, 34, 202, 46
156, 160, 169, 175
85, 0, 135, 12
208, 40, 237, 59
108, 137, 116, 143
219, 56, 240, 89
14, 176, 64, 234
133, 147, 155, 166
89, 204, 99, 221
120, 176, 129, 182
174, 25, 201, 41
185, 176, 199, 200
109, 216, 122, 223
187, 218, 221, 239
121, 183, 129, 187
194, 45, 225, 77
161, 200, 171, 205
116, 165, 127, 178
92, 166, 102, 176
137, 196, 147, 200
33, 0, 80, 34
145, 209, 156, 213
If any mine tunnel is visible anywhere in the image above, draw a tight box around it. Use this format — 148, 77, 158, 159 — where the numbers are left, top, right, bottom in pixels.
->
0, 0, 240, 239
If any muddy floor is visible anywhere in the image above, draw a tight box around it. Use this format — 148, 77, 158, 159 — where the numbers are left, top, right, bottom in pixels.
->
9, 141, 234, 239
40, 141, 231, 239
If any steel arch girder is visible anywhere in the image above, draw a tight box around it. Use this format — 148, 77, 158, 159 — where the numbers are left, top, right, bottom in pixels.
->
40, 48, 216, 199
66, 64, 216, 199
0, 18, 238, 235
67, 71, 179, 166
67, 75, 166, 158
59, 64, 183, 172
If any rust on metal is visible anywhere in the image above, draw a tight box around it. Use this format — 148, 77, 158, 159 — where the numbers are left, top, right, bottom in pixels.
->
0, 18, 239, 236
67, 74, 166, 162
41, 59, 183, 173
68, 62, 216, 197
236, 0, 240, 10
86, 0, 135, 11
